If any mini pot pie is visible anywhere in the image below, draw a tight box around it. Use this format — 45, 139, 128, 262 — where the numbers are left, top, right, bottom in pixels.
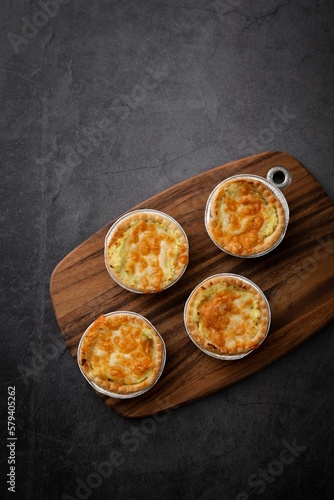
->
105, 209, 189, 293
205, 175, 288, 257
184, 274, 270, 359
78, 312, 166, 398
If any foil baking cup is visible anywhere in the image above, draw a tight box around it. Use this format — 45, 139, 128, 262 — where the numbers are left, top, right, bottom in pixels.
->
104, 209, 189, 293
204, 167, 291, 258
77, 311, 166, 399
184, 273, 271, 361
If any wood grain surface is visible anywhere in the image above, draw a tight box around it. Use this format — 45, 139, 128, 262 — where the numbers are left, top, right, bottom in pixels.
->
50, 151, 334, 418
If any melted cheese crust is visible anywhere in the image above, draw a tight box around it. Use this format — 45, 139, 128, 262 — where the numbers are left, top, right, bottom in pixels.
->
79, 314, 163, 394
208, 179, 285, 256
106, 211, 188, 293
185, 276, 269, 355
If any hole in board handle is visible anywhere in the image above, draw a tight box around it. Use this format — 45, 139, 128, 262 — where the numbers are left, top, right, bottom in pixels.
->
266, 166, 291, 190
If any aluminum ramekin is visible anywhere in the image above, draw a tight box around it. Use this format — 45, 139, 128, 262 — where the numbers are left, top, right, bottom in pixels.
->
205, 167, 291, 258
77, 311, 166, 399
184, 273, 271, 361
104, 209, 189, 293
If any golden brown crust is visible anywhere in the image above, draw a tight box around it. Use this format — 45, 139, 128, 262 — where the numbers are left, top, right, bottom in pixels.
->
207, 177, 286, 256
185, 275, 269, 356
79, 313, 164, 395
105, 210, 189, 293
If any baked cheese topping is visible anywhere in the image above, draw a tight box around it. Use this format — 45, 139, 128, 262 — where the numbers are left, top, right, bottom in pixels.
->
106, 212, 188, 293
185, 276, 269, 355
208, 179, 284, 256
79, 314, 163, 394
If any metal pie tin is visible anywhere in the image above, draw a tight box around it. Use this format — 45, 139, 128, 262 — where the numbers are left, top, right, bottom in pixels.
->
184, 273, 271, 361
205, 167, 291, 258
77, 311, 166, 399
104, 209, 189, 293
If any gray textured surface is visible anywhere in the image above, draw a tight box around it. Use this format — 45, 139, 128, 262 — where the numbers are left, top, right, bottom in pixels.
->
1, 1, 334, 499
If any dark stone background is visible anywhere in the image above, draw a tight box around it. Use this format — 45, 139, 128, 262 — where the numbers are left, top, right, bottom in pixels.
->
1, 1, 334, 499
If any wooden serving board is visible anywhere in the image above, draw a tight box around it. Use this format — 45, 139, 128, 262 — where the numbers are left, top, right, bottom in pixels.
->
50, 151, 334, 418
